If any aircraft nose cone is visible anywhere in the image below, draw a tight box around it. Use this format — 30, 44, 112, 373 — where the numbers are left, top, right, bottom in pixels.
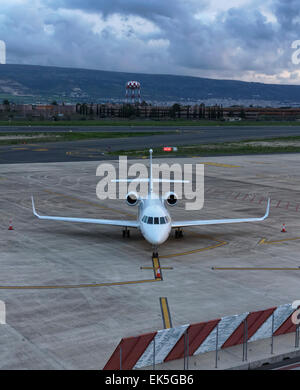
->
150, 236, 163, 245
143, 226, 170, 245
145, 233, 161, 245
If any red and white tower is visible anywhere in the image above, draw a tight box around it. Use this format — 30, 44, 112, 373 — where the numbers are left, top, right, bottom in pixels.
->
125, 81, 141, 104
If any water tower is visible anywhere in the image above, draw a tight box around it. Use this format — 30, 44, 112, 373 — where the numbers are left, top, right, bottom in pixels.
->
125, 81, 141, 104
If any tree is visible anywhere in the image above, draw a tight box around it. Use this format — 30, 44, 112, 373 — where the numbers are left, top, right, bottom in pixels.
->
149, 107, 159, 119
121, 104, 136, 118
199, 103, 205, 119
169, 103, 181, 118
240, 109, 246, 119
76, 103, 81, 114
186, 105, 191, 119
3, 99, 10, 112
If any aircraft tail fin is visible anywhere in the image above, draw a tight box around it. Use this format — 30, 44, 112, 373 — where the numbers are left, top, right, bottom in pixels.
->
112, 150, 189, 190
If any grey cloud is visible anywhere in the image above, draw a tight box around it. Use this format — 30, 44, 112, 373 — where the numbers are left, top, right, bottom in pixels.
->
273, 0, 300, 31
0, 0, 300, 83
46, 0, 205, 20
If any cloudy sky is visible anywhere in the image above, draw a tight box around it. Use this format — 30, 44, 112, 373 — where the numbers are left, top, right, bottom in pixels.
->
1, 0, 300, 84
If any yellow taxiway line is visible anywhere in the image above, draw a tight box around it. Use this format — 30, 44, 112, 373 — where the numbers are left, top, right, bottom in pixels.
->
152, 257, 162, 280
140, 266, 173, 270
191, 160, 241, 168
160, 235, 227, 259
0, 278, 161, 290
259, 237, 300, 245
160, 297, 172, 329
212, 267, 300, 271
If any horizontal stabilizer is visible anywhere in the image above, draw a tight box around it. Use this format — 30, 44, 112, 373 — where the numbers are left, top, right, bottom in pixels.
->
112, 179, 189, 183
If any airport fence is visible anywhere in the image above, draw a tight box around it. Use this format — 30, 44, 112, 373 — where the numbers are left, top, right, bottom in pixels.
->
103, 303, 300, 370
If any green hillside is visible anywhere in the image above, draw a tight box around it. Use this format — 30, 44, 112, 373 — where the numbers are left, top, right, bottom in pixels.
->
1, 64, 300, 104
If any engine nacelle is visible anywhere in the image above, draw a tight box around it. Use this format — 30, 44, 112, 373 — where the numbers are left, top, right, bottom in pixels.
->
126, 192, 139, 206
164, 192, 178, 207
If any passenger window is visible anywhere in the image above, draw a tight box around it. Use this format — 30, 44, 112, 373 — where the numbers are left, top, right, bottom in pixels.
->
147, 217, 153, 224
160, 217, 166, 224
154, 217, 159, 224
143, 216, 147, 223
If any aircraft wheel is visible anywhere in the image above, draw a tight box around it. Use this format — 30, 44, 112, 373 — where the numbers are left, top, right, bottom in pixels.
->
175, 230, 183, 239
122, 229, 130, 238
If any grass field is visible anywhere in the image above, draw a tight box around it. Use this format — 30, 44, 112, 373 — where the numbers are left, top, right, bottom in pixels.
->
0, 131, 170, 145
110, 136, 300, 158
1, 119, 300, 127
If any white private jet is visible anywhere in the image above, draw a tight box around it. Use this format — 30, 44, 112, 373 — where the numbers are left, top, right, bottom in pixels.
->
32, 149, 270, 257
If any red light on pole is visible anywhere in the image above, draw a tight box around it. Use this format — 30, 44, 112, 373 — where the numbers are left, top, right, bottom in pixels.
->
163, 147, 173, 152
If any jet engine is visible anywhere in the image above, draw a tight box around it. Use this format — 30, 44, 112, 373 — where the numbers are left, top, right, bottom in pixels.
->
126, 192, 139, 206
164, 192, 178, 207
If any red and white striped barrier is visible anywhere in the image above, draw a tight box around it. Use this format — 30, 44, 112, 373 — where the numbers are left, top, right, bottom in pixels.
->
103, 303, 297, 370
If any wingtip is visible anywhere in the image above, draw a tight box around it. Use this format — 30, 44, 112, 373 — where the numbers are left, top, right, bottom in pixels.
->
31, 196, 38, 217
265, 198, 271, 218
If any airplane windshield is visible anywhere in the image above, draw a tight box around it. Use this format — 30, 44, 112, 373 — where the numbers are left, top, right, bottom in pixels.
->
160, 217, 166, 224
142, 216, 169, 224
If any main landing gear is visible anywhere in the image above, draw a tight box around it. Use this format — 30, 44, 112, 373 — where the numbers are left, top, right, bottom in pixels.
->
174, 228, 183, 239
122, 227, 130, 238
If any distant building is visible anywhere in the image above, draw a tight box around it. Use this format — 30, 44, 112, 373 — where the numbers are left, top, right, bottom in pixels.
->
1, 102, 300, 121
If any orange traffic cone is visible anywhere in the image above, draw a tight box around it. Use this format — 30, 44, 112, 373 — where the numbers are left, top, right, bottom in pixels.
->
156, 267, 161, 279
281, 224, 287, 233
8, 220, 14, 230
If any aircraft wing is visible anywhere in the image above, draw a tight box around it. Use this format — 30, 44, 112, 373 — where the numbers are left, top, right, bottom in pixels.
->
31, 197, 139, 228
171, 199, 270, 228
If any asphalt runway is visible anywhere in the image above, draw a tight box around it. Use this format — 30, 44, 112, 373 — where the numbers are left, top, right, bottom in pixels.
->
2, 124, 300, 137
1, 125, 300, 164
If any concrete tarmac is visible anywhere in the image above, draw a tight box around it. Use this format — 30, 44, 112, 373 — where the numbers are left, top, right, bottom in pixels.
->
0, 154, 300, 368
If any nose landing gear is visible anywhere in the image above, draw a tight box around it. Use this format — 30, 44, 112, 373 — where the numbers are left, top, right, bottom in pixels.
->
152, 246, 159, 259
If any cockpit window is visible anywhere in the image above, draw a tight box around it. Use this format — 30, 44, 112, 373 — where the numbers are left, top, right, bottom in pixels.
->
143, 215, 169, 224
